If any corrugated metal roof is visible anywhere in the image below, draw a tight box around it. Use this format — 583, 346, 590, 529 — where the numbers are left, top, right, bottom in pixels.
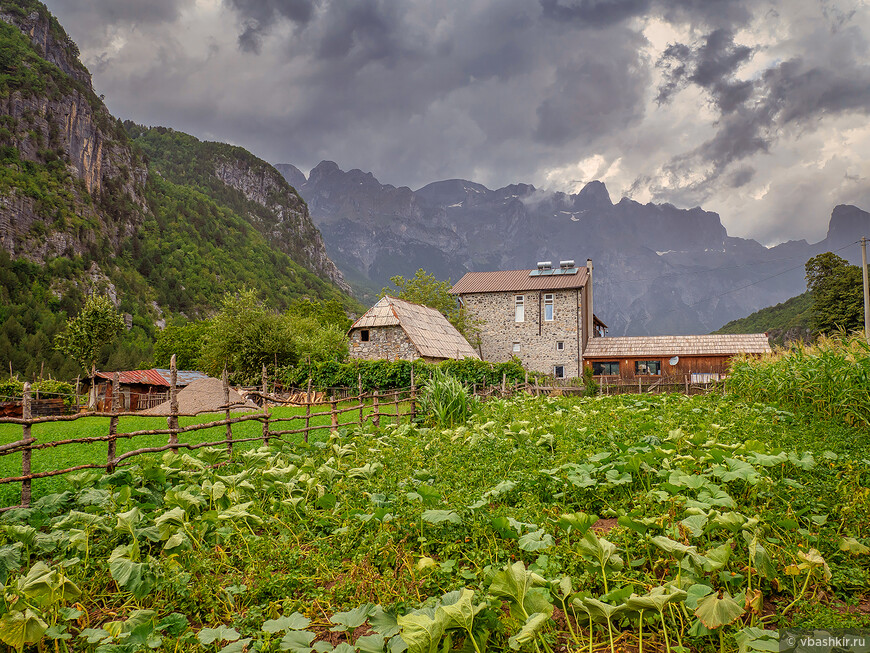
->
583, 334, 771, 358
450, 267, 589, 294
94, 369, 210, 387
350, 296, 480, 360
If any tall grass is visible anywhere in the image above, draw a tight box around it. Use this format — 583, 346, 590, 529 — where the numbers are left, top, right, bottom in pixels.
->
727, 334, 870, 427
419, 368, 475, 428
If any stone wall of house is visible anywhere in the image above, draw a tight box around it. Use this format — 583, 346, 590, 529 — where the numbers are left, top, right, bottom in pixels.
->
461, 289, 583, 377
348, 325, 420, 361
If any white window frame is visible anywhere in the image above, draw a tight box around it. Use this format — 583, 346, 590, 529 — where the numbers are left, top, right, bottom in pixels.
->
556, 341, 564, 351
512, 341, 521, 353
544, 293, 554, 321
515, 295, 525, 322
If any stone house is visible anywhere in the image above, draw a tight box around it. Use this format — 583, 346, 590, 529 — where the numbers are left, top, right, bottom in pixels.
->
449, 260, 605, 378
348, 296, 480, 362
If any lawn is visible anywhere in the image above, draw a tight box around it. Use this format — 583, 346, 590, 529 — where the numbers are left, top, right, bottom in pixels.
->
0, 399, 412, 506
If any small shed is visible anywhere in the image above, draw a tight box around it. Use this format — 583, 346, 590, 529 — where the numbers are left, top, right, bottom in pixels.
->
348, 296, 480, 362
90, 369, 211, 411
583, 334, 771, 382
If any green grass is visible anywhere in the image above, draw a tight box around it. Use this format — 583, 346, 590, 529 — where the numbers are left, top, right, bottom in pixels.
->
0, 400, 411, 505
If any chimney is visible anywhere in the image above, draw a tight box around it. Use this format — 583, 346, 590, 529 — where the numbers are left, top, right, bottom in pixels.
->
584, 259, 593, 351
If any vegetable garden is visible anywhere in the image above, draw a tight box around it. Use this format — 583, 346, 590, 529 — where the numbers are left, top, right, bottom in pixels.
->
0, 389, 867, 652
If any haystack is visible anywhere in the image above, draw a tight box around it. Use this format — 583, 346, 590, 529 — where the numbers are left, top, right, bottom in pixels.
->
141, 377, 259, 416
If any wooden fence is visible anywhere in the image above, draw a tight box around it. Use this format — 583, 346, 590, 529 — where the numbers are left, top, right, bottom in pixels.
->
0, 364, 728, 510
0, 358, 419, 510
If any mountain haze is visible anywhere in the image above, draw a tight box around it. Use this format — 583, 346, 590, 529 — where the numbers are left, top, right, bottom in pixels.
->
280, 161, 870, 336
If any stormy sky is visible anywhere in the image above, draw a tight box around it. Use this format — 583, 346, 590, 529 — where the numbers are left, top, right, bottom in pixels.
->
43, 0, 870, 245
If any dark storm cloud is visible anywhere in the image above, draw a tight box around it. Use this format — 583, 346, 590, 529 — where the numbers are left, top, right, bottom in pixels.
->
315, 0, 402, 62
225, 0, 315, 53
656, 29, 754, 113
540, 0, 750, 28
650, 21, 870, 200
49, 0, 192, 27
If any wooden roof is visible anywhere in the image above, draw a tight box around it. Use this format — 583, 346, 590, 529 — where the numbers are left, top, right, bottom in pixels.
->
583, 334, 771, 358
450, 267, 589, 294
350, 296, 480, 360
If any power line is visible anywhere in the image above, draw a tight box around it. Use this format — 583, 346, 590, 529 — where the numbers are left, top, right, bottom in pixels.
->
687, 240, 859, 307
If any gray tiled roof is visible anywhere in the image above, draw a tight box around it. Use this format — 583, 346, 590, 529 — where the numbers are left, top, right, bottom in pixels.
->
350, 296, 480, 360
583, 334, 771, 357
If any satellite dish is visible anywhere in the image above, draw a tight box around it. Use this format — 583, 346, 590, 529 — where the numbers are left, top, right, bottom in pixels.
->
669, 356, 679, 366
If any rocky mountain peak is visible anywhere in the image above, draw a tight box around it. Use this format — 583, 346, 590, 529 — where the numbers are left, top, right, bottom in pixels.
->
825, 204, 870, 247
577, 180, 612, 208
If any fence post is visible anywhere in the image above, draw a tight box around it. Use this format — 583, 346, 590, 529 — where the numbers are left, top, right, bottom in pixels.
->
168, 355, 179, 450
535, 377, 540, 397
330, 396, 338, 431
74, 375, 80, 412
372, 390, 380, 428
394, 388, 401, 426
304, 378, 312, 443
409, 366, 416, 422
21, 382, 32, 508
261, 365, 270, 446
358, 374, 364, 425
223, 367, 233, 457
107, 372, 119, 474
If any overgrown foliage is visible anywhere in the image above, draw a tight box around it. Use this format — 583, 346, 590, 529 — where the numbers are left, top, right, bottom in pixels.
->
280, 357, 530, 391
0, 392, 866, 651
727, 334, 870, 427
197, 289, 349, 384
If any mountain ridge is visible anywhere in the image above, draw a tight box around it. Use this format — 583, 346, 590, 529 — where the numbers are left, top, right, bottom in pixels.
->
277, 160, 869, 336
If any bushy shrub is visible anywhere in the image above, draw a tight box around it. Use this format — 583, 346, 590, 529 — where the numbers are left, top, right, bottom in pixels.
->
279, 357, 531, 391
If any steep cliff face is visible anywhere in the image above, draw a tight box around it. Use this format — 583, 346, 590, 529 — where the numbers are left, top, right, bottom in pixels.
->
0, 4, 147, 261
213, 157, 348, 292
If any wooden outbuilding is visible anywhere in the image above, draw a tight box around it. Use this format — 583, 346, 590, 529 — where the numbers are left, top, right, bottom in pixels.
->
89, 369, 210, 411
583, 334, 771, 382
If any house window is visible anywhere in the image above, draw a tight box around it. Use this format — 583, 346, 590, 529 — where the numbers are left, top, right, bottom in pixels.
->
592, 361, 619, 375
512, 342, 521, 353
515, 295, 524, 322
554, 365, 565, 378
360, 329, 370, 342
556, 341, 564, 351
635, 360, 662, 375
544, 294, 554, 321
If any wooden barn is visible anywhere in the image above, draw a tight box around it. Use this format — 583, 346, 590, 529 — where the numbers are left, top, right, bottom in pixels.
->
90, 369, 210, 411
583, 334, 771, 383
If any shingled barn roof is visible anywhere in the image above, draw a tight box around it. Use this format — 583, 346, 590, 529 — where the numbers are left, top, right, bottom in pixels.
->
350, 296, 480, 360
583, 334, 771, 358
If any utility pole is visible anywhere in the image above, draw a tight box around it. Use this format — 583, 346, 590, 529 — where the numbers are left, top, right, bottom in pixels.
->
862, 236, 869, 343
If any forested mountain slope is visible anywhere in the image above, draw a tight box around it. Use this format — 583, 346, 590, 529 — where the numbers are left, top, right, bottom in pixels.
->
0, 0, 353, 380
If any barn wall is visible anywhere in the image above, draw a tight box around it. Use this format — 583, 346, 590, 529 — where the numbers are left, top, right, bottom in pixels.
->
584, 354, 737, 380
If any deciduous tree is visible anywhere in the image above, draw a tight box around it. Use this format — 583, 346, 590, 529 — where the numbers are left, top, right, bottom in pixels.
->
805, 253, 863, 335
